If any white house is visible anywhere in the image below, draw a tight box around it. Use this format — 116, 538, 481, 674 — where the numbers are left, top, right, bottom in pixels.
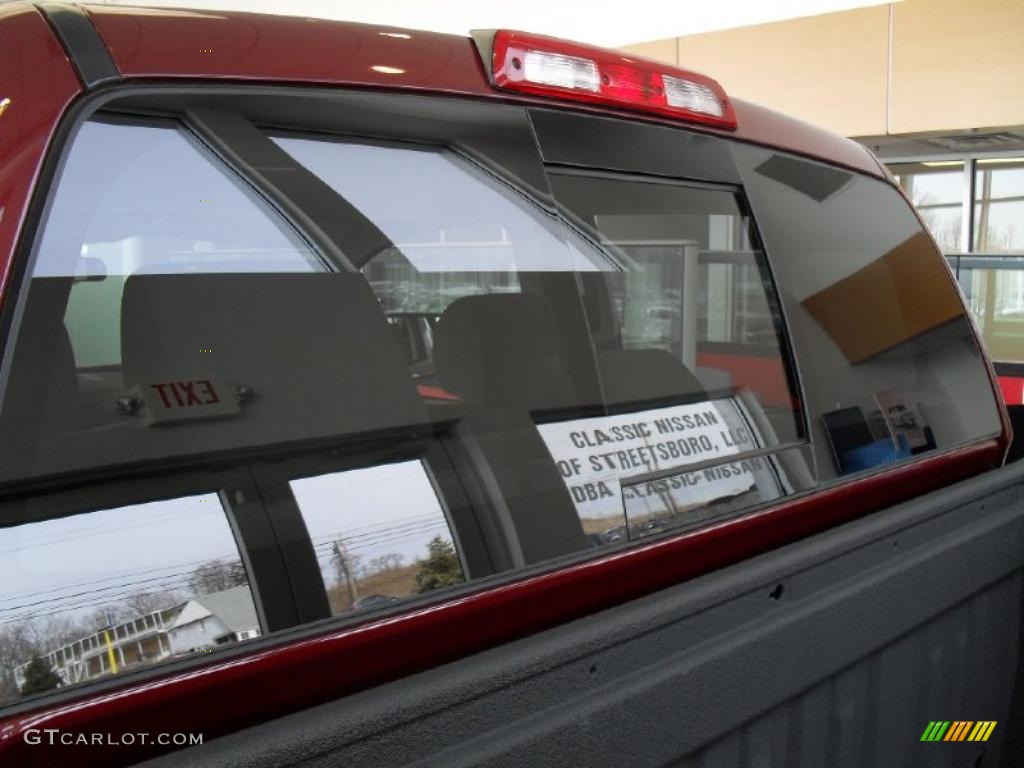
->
167, 585, 260, 654
13, 604, 184, 690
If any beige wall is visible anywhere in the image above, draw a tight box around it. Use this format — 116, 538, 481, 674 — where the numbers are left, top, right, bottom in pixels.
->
621, 0, 1024, 138
889, 0, 1024, 133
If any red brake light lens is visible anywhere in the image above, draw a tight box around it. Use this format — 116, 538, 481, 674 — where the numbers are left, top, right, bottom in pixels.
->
488, 30, 737, 130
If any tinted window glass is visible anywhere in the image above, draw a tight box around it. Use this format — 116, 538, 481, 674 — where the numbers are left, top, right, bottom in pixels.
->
0, 117, 464, 706
1, 108, 801, 605
545, 171, 801, 444
281, 137, 806, 543
271, 137, 615, 317
291, 461, 464, 615
0, 92, 997, 709
0, 487, 258, 705
39, 121, 321, 371
734, 144, 1001, 478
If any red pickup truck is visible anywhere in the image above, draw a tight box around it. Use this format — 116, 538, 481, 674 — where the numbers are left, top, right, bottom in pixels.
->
0, 4, 1020, 767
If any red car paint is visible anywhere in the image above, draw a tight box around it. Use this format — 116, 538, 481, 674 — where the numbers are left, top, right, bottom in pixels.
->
0, 5, 81, 308
416, 384, 460, 401
998, 375, 1024, 406
696, 352, 794, 409
0, 5, 1011, 766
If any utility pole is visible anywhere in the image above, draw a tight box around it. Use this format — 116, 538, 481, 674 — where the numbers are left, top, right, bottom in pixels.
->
333, 540, 360, 605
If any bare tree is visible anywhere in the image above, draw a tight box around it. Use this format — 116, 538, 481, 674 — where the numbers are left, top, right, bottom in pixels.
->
31, 615, 81, 648
366, 553, 404, 575
122, 591, 184, 617
0, 616, 83, 704
80, 605, 128, 634
188, 559, 247, 596
0, 621, 38, 703
0, 673, 20, 703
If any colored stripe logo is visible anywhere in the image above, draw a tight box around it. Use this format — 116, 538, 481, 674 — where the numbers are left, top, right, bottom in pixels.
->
920, 721, 997, 742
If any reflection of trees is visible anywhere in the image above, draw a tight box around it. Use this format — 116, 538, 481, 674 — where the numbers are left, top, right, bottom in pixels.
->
0, 613, 103, 703
415, 536, 463, 593
123, 591, 183, 617
0, 557, 252, 704
187, 559, 248, 596
0, 588, 184, 703
77, 590, 184, 634
331, 549, 409, 600
325, 551, 414, 613
367, 553, 404, 574
19, 655, 62, 696
976, 220, 1020, 252
0, 622, 43, 701
913, 191, 962, 252
0, 537, 467, 702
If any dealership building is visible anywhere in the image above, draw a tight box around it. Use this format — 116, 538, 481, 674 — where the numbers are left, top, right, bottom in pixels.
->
622, 0, 1024, 399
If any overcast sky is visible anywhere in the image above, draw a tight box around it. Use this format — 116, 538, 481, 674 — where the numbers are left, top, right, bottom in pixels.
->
88, 0, 897, 47
0, 461, 450, 630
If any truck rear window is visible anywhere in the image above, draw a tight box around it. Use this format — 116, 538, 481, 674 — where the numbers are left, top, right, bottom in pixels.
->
0, 89, 1001, 707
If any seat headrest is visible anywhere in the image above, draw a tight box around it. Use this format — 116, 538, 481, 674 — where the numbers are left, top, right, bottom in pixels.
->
435, 292, 707, 415
434, 293, 573, 410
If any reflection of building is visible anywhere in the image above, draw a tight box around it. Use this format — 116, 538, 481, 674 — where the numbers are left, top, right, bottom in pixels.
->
13, 605, 182, 690
12, 586, 260, 691
619, 0, 1024, 396
167, 585, 260, 653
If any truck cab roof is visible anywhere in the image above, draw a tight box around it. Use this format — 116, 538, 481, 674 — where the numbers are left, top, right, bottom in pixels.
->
62, 3, 882, 176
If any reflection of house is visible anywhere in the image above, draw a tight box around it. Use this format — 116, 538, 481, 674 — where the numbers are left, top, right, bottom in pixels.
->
167, 586, 260, 654
13, 605, 183, 690
12, 586, 261, 692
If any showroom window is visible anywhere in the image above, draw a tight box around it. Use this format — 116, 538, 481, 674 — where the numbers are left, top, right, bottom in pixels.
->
974, 157, 1024, 253
889, 155, 1024, 369
890, 160, 964, 253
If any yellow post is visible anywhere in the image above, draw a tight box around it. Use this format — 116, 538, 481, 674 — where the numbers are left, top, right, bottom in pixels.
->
103, 629, 119, 674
